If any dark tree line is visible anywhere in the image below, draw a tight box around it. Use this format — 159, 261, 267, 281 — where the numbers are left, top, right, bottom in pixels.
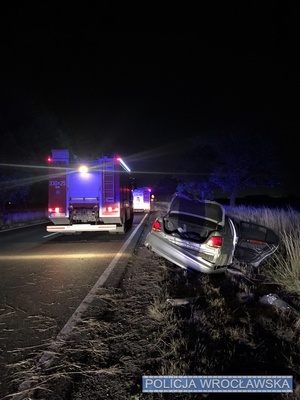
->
174, 131, 281, 206
1, 79, 282, 210
0, 79, 71, 210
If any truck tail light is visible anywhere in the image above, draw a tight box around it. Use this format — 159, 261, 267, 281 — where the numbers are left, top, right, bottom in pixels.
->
101, 203, 119, 216
49, 207, 61, 213
107, 206, 119, 213
152, 220, 162, 231
207, 236, 223, 248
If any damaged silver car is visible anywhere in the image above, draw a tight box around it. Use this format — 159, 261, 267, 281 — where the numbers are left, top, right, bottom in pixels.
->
144, 193, 279, 274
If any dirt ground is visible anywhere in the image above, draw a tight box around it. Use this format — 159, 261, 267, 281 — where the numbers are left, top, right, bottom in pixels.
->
4, 209, 300, 400
4, 210, 171, 399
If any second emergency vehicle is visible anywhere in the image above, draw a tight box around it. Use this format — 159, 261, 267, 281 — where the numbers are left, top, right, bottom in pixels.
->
133, 187, 151, 212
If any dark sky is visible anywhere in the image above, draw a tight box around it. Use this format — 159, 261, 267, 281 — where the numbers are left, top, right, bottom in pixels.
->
1, 3, 299, 194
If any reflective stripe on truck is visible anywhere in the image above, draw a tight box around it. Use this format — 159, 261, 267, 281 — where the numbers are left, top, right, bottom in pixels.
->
46, 224, 117, 232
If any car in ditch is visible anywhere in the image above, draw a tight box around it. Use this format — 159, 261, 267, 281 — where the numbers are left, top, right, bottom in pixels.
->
144, 193, 279, 274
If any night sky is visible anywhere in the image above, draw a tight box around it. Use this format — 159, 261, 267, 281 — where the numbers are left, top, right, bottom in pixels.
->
1, 3, 298, 195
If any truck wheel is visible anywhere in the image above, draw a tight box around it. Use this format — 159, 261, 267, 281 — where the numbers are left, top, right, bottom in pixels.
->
126, 216, 133, 230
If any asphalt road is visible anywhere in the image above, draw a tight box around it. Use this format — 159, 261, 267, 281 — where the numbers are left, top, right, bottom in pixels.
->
0, 213, 148, 396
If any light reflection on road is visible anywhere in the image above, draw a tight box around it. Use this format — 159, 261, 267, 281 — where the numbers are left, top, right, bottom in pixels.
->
0, 252, 130, 260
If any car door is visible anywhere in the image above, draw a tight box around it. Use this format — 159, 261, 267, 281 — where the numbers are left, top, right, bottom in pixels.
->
233, 220, 279, 267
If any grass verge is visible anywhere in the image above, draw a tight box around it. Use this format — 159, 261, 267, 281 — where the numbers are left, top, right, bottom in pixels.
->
4, 205, 300, 399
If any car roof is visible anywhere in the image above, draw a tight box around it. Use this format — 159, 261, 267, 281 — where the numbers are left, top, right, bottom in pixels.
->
168, 193, 225, 227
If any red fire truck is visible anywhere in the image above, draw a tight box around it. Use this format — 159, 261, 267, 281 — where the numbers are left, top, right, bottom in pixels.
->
46, 149, 133, 234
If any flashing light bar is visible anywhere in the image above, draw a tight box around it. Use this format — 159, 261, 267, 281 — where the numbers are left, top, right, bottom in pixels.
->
116, 157, 131, 172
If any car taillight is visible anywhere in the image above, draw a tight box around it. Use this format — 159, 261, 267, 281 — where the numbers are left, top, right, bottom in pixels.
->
152, 220, 162, 231
207, 236, 223, 248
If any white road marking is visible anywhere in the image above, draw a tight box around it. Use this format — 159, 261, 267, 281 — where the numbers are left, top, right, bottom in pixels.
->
0, 253, 118, 260
43, 232, 60, 238
43, 213, 148, 357
12, 213, 148, 399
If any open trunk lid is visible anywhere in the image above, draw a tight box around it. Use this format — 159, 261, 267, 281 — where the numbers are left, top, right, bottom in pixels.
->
168, 193, 225, 227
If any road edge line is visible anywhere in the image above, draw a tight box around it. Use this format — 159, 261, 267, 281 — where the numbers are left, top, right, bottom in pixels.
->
12, 213, 148, 399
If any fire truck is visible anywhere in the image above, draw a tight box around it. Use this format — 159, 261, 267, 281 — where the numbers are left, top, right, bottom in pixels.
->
133, 187, 151, 213
46, 149, 133, 234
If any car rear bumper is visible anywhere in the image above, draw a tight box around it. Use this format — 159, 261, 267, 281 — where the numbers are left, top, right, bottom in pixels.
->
144, 232, 228, 274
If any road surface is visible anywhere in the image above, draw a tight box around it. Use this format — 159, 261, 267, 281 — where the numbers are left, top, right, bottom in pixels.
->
0, 213, 148, 397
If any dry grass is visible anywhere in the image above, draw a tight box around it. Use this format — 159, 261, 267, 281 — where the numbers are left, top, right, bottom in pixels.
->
0, 210, 47, 228
3, 203, 300, 399
225, 204, 300, 235
226, 204, 300, 296
266, 231, 300, 294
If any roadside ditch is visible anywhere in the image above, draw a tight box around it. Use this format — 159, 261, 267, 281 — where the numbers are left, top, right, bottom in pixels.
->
4, 208, 300, 400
